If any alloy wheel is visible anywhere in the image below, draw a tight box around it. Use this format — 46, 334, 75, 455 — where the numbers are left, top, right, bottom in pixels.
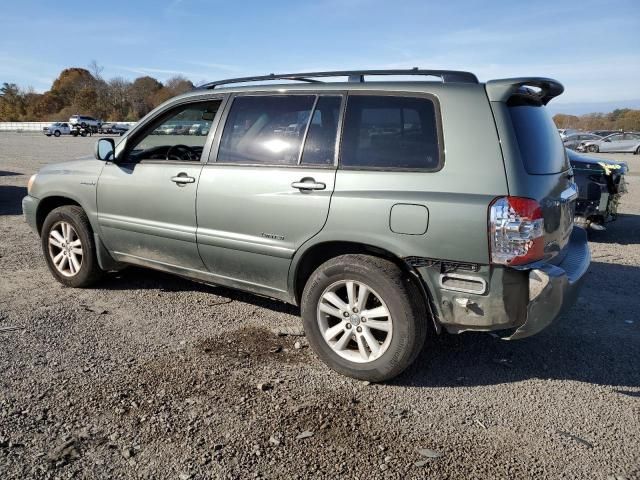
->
48, 221, 83, 277
316, 280, 393, 363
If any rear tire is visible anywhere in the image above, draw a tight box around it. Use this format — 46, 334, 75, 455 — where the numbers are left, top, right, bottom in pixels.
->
41, 206, 103, 288
301, 254, 427, 382
635, 146, 640, 155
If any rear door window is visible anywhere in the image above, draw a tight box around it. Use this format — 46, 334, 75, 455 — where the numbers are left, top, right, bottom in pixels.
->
508, 105, 568, 174
300, 96, 342, 166
340, 95, 441, 170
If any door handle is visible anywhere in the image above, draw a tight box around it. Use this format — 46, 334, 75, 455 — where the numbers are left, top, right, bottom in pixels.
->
171, 173, 195, 185
291, 178, 326, 191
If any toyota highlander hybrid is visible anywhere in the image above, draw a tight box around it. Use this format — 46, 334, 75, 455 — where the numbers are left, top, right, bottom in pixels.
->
23, 69, 590, 381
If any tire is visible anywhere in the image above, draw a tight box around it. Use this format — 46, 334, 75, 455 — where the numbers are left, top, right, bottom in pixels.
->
301, 254, 427, 382
80, 122, 87, 128
635, 146, 640, 155
41, 205, 103, 288
53, 130, 61, 137
588, 144, 599, 153
46, 134, 51, 137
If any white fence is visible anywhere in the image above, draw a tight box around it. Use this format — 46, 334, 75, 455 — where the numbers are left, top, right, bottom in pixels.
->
0, 122, 137, 132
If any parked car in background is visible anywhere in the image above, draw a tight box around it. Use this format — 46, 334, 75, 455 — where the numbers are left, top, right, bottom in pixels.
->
23, 69, 590, 382
175, 124, 191, 135
581, 132, 640, 153
590, 130, 619, 137
563, 133, 601, 150
558, 128, 578, 139
98, 123, 130, 136
188, 123, 211, 135
69, 115, 102, 130
158, 124, 178, 135
43, 122, 71, 137
111, 124, 130, 136
98, 123, 116, 134
567, 149, 628, 230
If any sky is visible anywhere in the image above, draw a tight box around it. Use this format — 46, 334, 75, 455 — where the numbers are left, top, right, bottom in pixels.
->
1, 0, 639, 114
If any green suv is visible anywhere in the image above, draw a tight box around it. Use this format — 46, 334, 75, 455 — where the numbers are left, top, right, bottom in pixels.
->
23, 69, 590, 381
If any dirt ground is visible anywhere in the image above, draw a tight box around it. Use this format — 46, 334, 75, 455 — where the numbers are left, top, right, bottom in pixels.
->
1, 132, 638, 479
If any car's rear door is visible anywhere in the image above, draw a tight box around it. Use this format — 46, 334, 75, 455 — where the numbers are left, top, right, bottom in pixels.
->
96, 97, 224, 271
195, 93, 342, 296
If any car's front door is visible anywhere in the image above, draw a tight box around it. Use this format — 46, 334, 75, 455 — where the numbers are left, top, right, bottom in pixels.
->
196, 94, 342, 296
97, 97, 224, 271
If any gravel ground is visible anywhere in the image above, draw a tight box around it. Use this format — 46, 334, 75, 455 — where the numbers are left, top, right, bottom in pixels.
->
1, 132, 639, 479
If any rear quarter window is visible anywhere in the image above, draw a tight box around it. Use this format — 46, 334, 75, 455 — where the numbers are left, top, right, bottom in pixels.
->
340, 95, 441, 170
508, 105, 568, 174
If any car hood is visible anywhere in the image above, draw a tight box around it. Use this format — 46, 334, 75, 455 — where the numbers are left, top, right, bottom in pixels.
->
567, 150, 628, 175
38, 156, 101, 175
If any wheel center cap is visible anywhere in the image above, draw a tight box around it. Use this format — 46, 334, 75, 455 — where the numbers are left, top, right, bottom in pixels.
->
350, 314, 360, 326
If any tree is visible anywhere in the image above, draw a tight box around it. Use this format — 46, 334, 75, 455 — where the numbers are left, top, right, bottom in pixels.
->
0, 83, 25, 121
553, 114, 579, 129
106, 77, 132, 120
129, 76, 163, 118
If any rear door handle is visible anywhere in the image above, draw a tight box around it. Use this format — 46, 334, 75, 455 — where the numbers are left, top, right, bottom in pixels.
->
291, 178, 326, 191
171, 173, 195, 185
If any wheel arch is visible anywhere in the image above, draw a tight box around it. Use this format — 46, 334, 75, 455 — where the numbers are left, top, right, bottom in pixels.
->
36, 196, 83, 235
291, 240, 435, 319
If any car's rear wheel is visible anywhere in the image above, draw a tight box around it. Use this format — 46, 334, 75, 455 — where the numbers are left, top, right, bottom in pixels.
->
635, 146, 640, 155
588, 145, 599, 153
41, 206, 103, 287
301, 254, 427, 382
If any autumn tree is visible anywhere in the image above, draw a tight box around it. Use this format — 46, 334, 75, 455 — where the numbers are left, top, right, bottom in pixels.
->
0, 83, 25, 121
129, 76, 163, 118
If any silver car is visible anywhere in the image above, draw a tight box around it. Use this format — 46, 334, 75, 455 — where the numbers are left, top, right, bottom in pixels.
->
581, 132, 640, 153
563, 133, 601, 150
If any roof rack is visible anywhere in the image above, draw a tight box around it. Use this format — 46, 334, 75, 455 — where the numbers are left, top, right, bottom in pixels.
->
197, 68, 479, 90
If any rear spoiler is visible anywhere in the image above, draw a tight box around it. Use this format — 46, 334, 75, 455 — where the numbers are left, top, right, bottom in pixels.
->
485, 77, 564, 105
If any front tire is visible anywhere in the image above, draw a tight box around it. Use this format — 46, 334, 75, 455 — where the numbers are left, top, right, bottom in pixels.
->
41, 206, 103, 287
301, 254, 427, 382
588, 145, 599, 153
54, 130, 61, 137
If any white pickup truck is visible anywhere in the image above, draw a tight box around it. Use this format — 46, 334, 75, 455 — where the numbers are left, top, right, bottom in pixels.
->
43, 122, 72, 137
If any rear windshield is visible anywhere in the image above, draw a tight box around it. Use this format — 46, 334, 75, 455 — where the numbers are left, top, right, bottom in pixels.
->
509, 105, 568, 174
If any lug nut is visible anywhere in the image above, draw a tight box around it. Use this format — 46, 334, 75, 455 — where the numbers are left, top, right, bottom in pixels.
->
343, 311, 349, 317
352, 307, 358, 313
345, 323, 352, 329
361, 317, 366, 322
356, 326, 362, 333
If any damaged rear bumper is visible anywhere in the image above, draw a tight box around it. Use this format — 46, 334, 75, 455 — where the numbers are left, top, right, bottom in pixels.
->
415, 227, 590, 339
502, 227, 590, 340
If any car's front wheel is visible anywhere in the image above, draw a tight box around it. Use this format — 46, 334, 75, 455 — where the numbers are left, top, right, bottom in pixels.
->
588, 144, 599, 153
301, 254, 427, 382
41, 206, 103, 287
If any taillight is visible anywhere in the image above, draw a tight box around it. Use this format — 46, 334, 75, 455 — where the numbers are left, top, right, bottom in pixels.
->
489, 196, 544, 266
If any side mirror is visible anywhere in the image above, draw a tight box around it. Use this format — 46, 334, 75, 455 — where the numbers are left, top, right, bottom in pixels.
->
95, 138, 115, 161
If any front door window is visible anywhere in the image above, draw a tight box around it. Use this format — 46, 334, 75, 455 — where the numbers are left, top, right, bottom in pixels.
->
126, 100, 221, 162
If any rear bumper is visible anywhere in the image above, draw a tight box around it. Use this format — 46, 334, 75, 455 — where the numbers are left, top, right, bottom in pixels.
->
415, 227, 590, 338
501, 227, 590, 340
